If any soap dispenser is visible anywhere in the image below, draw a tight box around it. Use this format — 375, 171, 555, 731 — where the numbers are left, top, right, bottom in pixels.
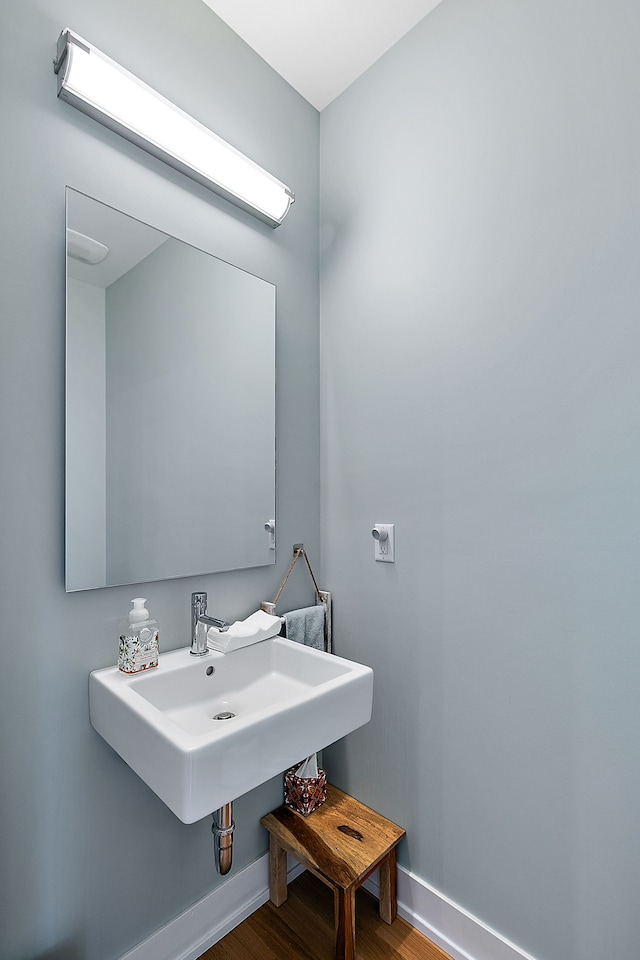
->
118, 598, 159, 674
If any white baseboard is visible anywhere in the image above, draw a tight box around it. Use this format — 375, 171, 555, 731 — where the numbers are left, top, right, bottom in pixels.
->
364, 868, 537, 960
119, 854, 536, 960
118, 855, 304, 960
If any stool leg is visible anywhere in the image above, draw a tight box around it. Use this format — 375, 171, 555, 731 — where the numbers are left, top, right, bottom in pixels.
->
268, 835, 288, 907
335, 885, 356, 960
379, 848, 397, 924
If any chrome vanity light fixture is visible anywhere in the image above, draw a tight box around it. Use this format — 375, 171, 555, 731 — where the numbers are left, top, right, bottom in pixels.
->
53, 29, 295, 228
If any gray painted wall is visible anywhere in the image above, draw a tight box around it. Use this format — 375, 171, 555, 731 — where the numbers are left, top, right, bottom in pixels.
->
0, 1, 319, 957
321, 1, 640, 959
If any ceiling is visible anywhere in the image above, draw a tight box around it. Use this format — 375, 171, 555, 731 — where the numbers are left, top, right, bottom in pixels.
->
200, 0, 444, 111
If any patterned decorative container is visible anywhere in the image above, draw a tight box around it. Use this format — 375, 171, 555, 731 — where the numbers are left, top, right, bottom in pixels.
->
284, 766, 327, 816
118, 629, 159, 673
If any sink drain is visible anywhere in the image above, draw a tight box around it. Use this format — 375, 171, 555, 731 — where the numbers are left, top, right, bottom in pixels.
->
212, 711, 235, 721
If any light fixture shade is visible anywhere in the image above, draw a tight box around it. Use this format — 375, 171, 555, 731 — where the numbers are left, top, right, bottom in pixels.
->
54, 29, 294, 228
66, 227, 109, 264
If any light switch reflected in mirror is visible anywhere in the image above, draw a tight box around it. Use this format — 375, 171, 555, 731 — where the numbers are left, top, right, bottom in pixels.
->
65, 188, 276, 591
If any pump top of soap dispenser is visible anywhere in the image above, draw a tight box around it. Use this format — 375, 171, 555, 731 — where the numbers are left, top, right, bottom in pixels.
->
129, 598, 149, 624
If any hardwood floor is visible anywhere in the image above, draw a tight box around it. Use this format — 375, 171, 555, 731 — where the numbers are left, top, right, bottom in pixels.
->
199, 871, 452, 960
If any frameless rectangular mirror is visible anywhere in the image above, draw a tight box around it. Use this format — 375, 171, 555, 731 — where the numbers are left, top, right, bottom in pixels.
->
65, 188, 276, 591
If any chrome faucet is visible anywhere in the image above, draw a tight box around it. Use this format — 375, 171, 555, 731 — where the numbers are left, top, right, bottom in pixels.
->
191, 592, 230, 656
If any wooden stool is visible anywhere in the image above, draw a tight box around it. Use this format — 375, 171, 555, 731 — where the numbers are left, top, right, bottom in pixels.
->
261, 784, 406, 960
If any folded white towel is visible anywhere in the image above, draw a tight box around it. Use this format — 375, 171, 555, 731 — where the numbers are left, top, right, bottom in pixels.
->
207, 609, 282, 654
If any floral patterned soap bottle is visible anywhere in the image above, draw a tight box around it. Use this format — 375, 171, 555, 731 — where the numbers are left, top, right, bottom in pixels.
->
118, 598, 159, 673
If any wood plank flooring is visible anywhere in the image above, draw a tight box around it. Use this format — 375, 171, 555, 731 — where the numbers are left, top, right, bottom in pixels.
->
199, 871, 453, 960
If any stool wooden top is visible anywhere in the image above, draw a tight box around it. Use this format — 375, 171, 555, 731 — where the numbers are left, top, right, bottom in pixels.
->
261, 784, 405, 889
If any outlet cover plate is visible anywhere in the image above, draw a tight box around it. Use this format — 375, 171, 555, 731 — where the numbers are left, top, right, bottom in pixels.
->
374, 523, 395, 562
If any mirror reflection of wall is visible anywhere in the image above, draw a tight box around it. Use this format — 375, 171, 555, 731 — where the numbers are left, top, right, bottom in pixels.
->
65, 188, 276, 592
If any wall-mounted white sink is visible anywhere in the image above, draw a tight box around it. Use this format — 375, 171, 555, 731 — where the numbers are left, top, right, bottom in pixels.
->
90, 638, 373, 823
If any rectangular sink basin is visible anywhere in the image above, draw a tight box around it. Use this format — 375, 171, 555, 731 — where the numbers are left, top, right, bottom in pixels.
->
90, 637, 373, 823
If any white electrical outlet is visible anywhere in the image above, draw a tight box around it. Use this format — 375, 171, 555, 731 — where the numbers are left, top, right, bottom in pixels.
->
372, 523, 395, 562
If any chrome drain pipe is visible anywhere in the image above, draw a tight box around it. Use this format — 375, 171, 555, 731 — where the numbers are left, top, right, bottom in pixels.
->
212, 803, 234, 875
